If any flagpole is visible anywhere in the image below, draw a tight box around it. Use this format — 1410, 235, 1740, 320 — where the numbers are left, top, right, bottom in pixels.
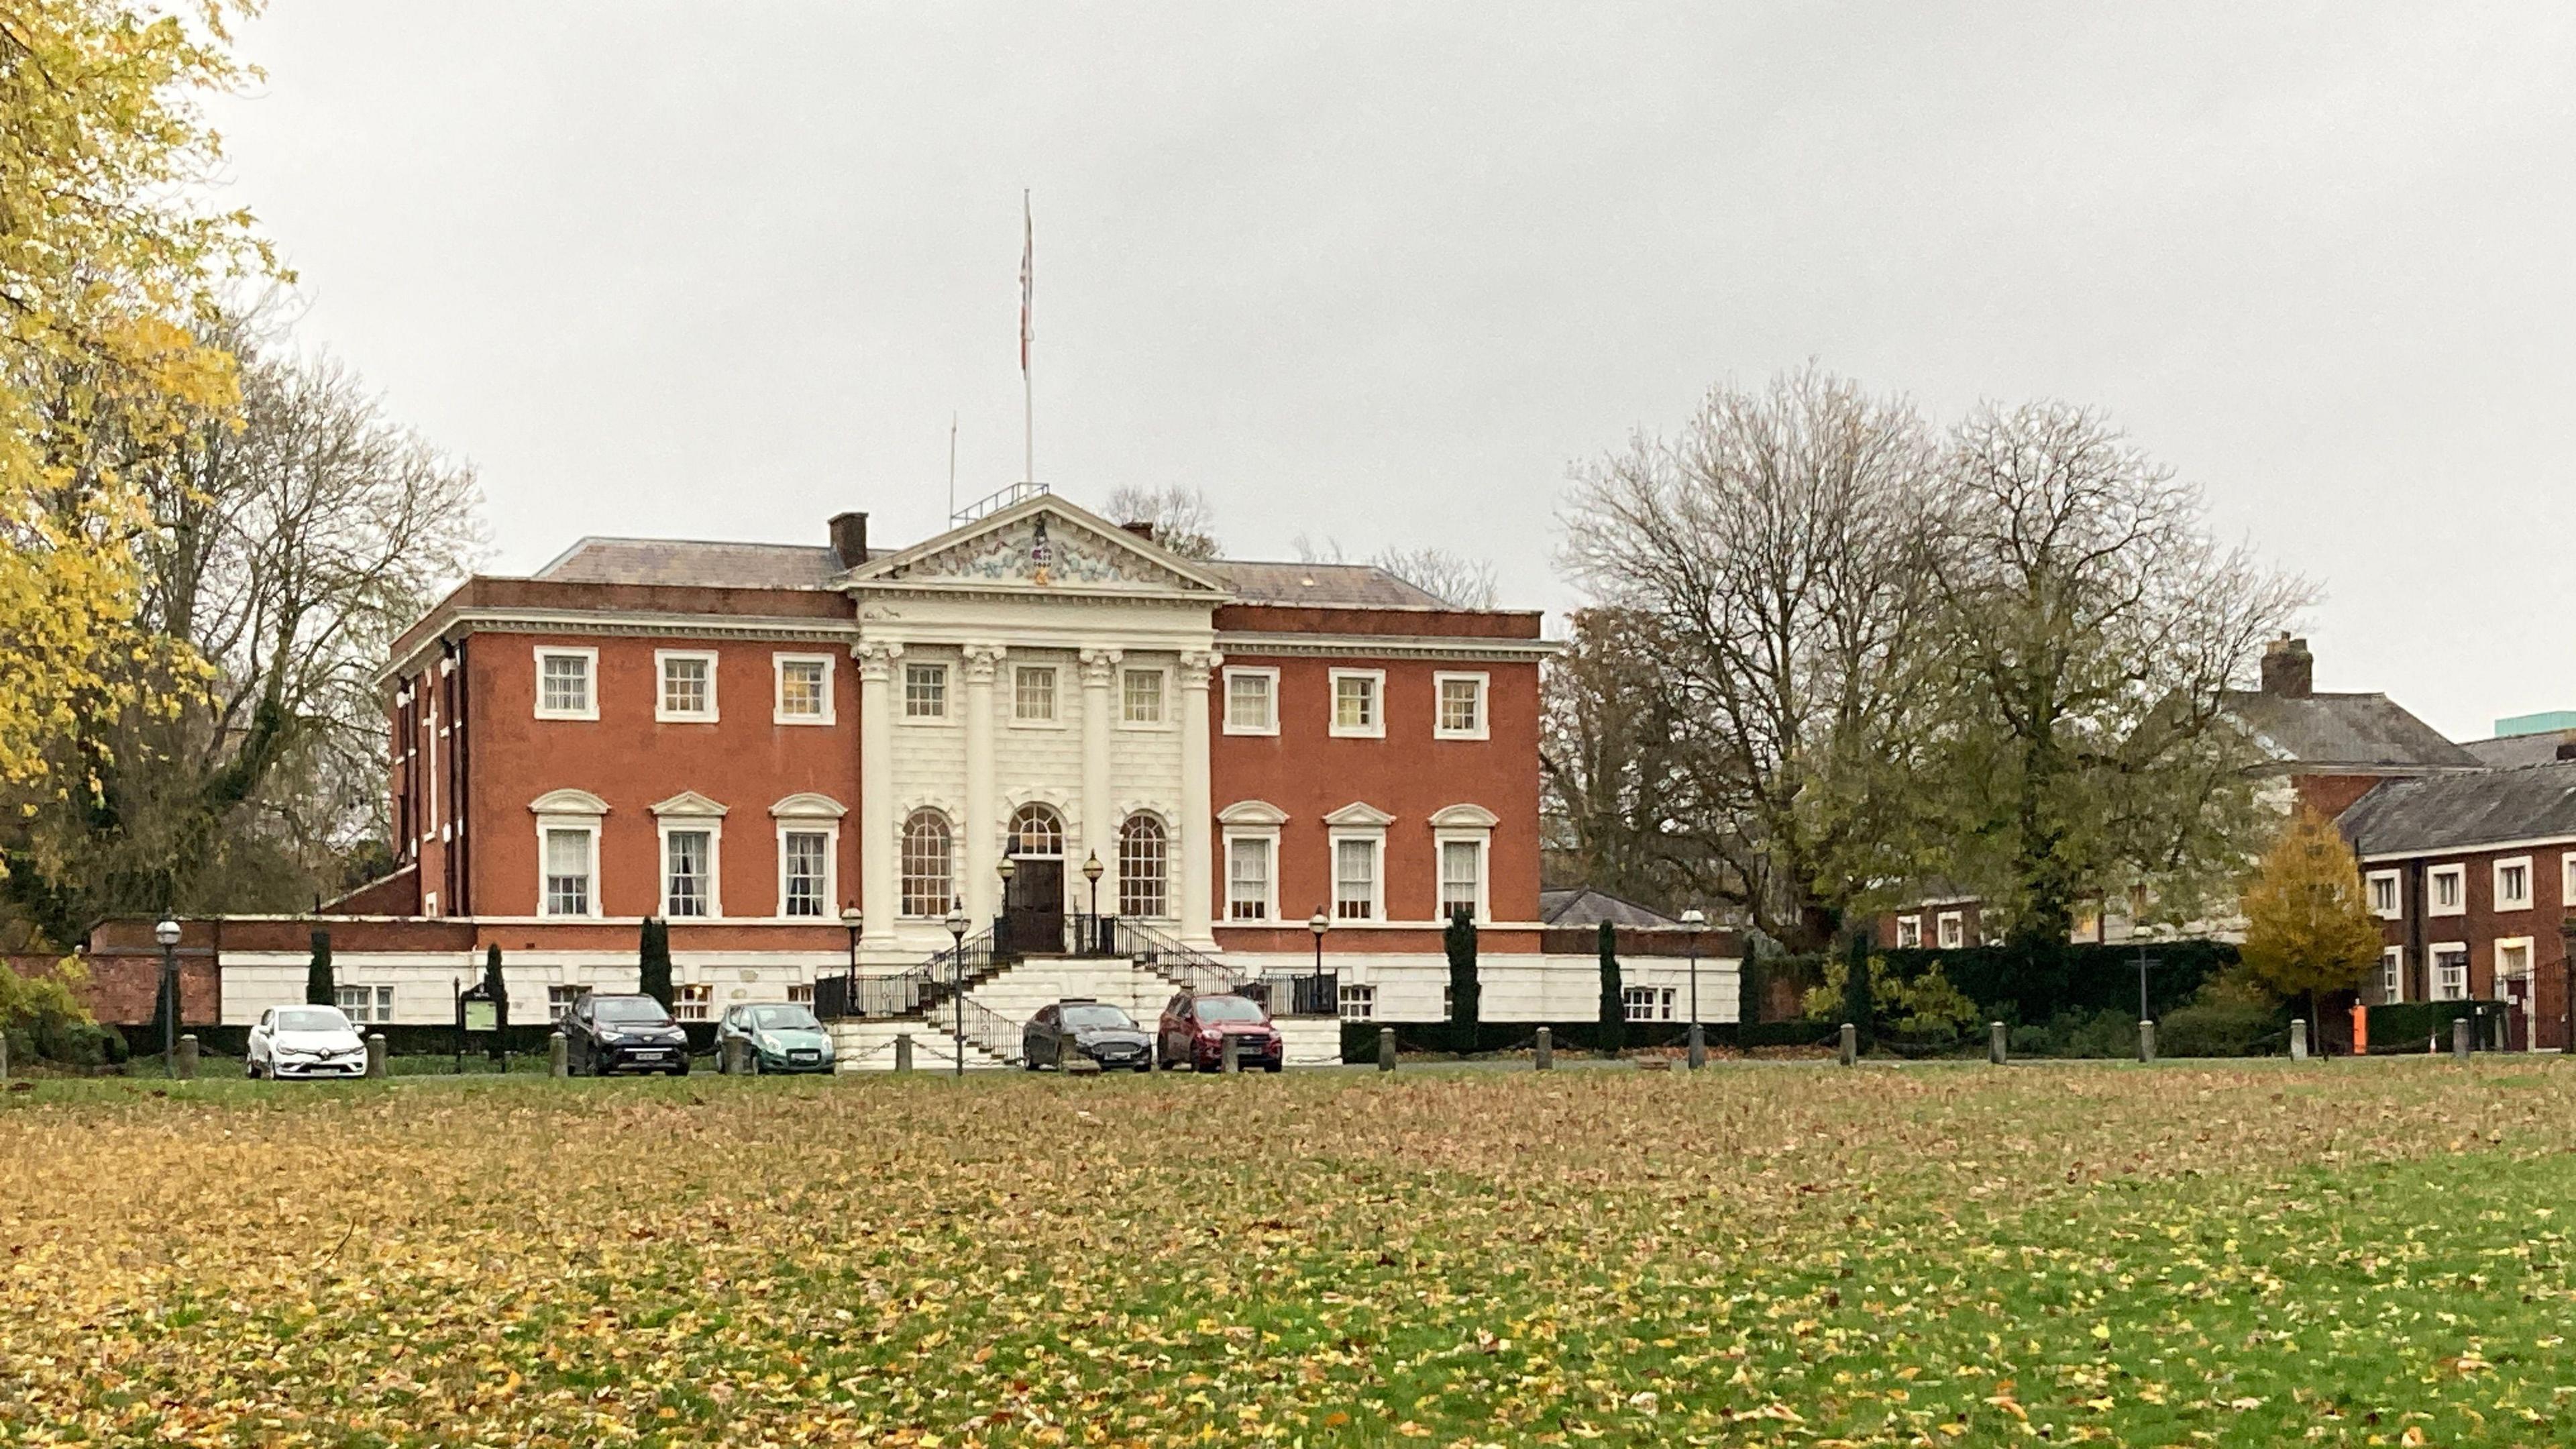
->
947, 412, 958, 521
1021, 189, 1034, 486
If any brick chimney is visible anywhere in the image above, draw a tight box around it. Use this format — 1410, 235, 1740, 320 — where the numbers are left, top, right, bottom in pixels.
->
828, 511, 869, 568
2261, 635, 2314, 698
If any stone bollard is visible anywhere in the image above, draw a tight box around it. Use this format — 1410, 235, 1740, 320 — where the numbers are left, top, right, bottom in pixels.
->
724, 1037, 751, 1075
894, 1032, 914, 1073
1222, 1036, 1240, 1074
2290, 1018, 2308, 1061
2452, 1016, 2471, 1062
2137, 1019, 2156, 1064
365, 1032, 388, 1079
1687, 1022, 1706, 1071
1838, 1023, 1856, 1067
174, 1033, 199, 1080
1989, 1020, 2007, 1066
1378, 1027, 1397, 1073
1534, 1026, 1553, 1071
549, 1031, 568, 1077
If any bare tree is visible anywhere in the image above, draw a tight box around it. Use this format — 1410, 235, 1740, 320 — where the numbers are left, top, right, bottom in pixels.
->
1099, 484, 1220, 559
1919, 401, 2310, 947
1, 331, 484, 942
1559, 366, 1941, 949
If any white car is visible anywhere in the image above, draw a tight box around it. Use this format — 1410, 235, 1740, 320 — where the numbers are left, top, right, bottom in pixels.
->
247, 1005, 370, 1079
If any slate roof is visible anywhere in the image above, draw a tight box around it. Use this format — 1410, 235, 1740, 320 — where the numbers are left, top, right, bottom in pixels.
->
1538, 888, 1680, 928
2462, 731, 2576, 770
530, 535, 1453, 608
2217, 689, 2481, 771
2339, 761, 2576, 856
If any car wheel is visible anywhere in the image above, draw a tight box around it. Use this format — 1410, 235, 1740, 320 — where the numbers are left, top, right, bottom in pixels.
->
1265, 1061, 1283, 1074
1134, 1062, 1153, 1074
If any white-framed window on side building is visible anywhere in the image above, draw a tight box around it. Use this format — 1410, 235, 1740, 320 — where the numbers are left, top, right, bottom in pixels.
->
2366, 869, 2401, 920
337, 983, 395, 1024
2495, 857, 2533, 912
773, 653, 835, 724
1227, 836, 1274, 921
1338, 983, 1376, 1021
1224, 667, 1279, 735
548, 985, 582, 1021
1623, 985, 1675, 1022
1330, 669, 1385, 739
2428, 864, 2465, 916
1937, 912, 1966, 950
674, 983, 713, 1022
1429, 804, 1497, 922
655, 650, 718, 722
1434, 672, 1489, 740
2431, 944, 2469, 1001
535, 647, 598, 720
1894, 915, 1922, 949
2380, 947, 2403, 1004
530, 790, 609, 918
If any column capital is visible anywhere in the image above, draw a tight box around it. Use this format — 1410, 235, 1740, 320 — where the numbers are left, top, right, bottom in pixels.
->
1077, 647, 1123, 688
1179, 649, 1223, 686
853, 639, 904, 682
961, 643, 1007, 684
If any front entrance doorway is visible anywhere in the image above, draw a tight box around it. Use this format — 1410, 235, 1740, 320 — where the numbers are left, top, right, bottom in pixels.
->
1002, 804, 1066, 954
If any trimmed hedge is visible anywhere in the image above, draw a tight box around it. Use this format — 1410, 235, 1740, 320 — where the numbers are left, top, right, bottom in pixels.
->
1876, 940, 2235, 1024
1339, 1020, 1829, 1061
2367, 1001, 2506, 1055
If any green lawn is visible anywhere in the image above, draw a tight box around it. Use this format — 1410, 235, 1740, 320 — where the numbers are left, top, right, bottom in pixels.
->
2, 1059, 2569, 1446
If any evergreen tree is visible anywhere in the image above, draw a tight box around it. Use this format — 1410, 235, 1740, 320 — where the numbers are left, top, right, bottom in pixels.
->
1840, 929, 1874, 1049
638, 919, 674, 1008
306, 930, 334, 1007
1444, 911, 1481, 1039
1737, 939, 1767, 1029
2239, 810, 2381, 1047
482, 943, 508, 1060
1597, 921, 1626, 1056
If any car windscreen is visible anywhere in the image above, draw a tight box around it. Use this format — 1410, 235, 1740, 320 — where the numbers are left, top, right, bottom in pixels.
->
1192, 996, 1265, 1023
274, 1008, 350, 1032
594, 998, 672, 1025
1060, 1004, 1135, 1030
749, 1005, 820, 1031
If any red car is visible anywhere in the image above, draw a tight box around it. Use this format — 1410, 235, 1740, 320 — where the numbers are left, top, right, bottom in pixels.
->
1159, 991, 1285, 1073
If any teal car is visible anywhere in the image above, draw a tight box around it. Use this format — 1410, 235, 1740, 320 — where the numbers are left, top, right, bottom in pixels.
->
715, 1002, 835, 1074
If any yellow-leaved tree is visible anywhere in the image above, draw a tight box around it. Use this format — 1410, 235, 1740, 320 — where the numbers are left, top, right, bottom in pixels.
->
0, 2, 272, 853
2238, 808, 2383, 1036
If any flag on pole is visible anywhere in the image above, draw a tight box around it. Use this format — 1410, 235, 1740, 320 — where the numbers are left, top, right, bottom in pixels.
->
1019, 190, 1034, 373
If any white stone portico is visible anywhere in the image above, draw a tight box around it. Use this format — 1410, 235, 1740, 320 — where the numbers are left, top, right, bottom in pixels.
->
843, 492, 1230, 963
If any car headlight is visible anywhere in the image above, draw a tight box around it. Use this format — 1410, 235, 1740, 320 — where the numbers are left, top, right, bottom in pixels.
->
755, 1032, 777, 1052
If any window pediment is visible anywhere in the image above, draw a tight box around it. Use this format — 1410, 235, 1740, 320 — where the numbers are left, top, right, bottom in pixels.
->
649, 790, 731, 818
1322, 801, 1396, 828
1218, 799, 1290, 826
770, 792, 849, 820
529, 788, 610, 817
1429, 803, 1500, 830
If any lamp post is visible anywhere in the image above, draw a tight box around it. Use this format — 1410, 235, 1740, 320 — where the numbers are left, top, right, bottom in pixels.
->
943, 906, 970, 1078
154, 918, 181, 1077
1680, 907, 1707, 1069
1308, 910, 1329, 976
1083, 850, 1106, 952
839, 904, 861, 1011
995, 853, 1017, 952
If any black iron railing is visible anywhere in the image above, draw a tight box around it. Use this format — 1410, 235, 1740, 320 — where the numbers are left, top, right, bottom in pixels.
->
946, 992, 1025, 1065
1246, 970, 1339, 1018
812, 928, 1005, 1022
1066, 914, 1246, 996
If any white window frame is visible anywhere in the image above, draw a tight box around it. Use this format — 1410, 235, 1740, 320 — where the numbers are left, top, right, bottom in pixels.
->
530, 789, 609, 919
534, 646, 599, 721
2496, 936, 2535, 993
1894, 915, 1922, 949
1337, 982, 1376, 1021
1429, 803, 1496, 924
1328, 668, 1386, 739
2365, 869, 2401, 920
651, 796, 729, 919
547, 985, 583, 1022
1223, 830, 1279, 922
2430, 941, 2469, 1002
540, 823, 602, 919
2564, 852, 2576, 914
673, 983, 714, 1023
1330, 832, 1384, 922
1119, 665, 1173, 730
902, 661, 951, 723
1433, 671, 1491, 741
772, 653, 837, 726
2380, 946, 2403, 1004
2494, 856, 2533, 912
1937, 911, 1966, 950
1012, 663, 1062, 726
2428, 863, 2466, 917
654, 649, 720, 723
337, 983, 396, 1024
775, 822, 840, 920
1222, 666, 1280, 736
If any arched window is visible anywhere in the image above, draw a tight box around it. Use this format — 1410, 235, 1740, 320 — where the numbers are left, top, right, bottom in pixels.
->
1009, 803, 1064, 858
1118, 814, 1168, 918
900, 810, 954, 917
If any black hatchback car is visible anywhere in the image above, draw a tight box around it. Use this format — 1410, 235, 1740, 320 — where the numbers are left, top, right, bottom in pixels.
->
563, 992, 691, 1076
1023, 999, 1155, 1072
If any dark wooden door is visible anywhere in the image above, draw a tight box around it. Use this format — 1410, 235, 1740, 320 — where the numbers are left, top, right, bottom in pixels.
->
1006, 858, 1065, 953
2506, 975, 2533, 1052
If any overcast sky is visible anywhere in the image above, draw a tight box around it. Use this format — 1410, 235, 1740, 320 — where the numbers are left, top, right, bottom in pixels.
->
209, 3, 2576, 741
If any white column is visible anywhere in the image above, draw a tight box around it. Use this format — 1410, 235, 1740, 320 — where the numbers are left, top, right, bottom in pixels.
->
1078, 647, 1120, 916
961, 643, 1004, 928
856, 639, 902, 951
1179, 649, 1221, 949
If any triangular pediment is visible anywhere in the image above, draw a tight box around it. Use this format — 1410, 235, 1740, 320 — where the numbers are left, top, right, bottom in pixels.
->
846, 493, 1231, 598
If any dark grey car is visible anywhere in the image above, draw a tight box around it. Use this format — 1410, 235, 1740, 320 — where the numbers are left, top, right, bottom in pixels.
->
1023, 1000, 1154, 1072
